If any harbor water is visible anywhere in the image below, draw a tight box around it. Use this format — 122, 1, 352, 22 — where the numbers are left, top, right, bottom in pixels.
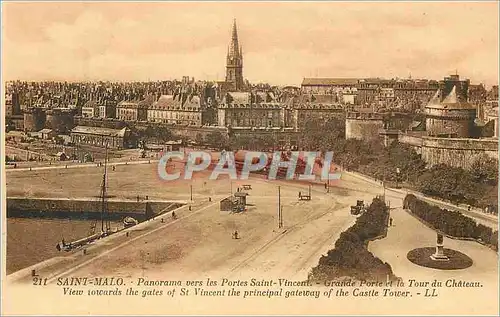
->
7, 217, 122, 275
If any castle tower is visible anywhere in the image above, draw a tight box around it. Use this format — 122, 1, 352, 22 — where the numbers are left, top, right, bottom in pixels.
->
226, 19, 244, 91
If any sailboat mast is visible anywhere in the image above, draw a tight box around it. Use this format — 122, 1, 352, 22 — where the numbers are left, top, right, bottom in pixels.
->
101, 143, 108, 233
104, 142, 110, 231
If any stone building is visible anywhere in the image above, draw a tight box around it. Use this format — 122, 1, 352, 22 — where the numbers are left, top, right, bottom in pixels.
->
345, 111, 384, 141
147, 94, 205, 126
45, 108, 76, 134
217, 92, 284, 128
6, 115, 24, 131
217, 92, 346, 131
300, 78, 359, 101
81, 99, 117, 119
98, 101, 117, 119
393, 79, 439, 111
5, 92, 21, 117
485, 107, 498, 138
286, 94, 345, 131
5, 93, 13, 117
70, 126, 135, 149
5, 92, 24, 131
356, 78, 384, 106
301, 77, 442, 110
439, 74, 469, 101
468, 84, 487, 106
378, 87, 395, 104
23, 107, 46, 132
116, 95, 154, 121
81, 100, 99, 118
424, 87, 477, 138
487, 85, 498, 103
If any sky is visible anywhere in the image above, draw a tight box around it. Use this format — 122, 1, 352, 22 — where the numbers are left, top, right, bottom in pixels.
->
2, 1, 499, 87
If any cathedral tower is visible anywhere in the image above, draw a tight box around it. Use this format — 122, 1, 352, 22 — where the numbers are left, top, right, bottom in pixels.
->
226, 19, 244, 91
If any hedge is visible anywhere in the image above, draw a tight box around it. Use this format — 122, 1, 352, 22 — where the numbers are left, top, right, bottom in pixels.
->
308, 197, 397, 282
404, 194, 498, 251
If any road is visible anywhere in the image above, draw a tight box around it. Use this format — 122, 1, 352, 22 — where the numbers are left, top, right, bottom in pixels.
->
6, 159, 159, 172
342, 172, 498, 230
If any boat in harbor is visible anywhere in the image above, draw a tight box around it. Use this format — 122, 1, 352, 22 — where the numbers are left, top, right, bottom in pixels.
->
56, 144, 113, 252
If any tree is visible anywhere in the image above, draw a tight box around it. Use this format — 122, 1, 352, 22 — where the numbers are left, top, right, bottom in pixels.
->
206, 131, 229, 150
195, 133, 204, 145
153, 125, 173, 143
471, 154, 498, 185
417, 164, 482, 205
299, 117, 346, 152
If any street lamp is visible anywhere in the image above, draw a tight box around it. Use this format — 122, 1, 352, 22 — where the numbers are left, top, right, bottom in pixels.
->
326, 172, 330, 193
382, 170, 386, 202
396, 167, 401, 189
278, 186, 282, 228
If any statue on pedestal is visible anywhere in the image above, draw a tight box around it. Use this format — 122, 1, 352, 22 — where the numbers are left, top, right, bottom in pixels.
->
430, 233, 449, 261
437, 233, 443, 245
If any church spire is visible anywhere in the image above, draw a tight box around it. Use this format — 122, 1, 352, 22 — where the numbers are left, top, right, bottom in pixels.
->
228, 19, 240, 59
225, 19, 244, 91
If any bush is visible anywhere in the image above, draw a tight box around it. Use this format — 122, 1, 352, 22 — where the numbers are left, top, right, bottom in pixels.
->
308, 198, 397, 282
404, 194, 498, 251
470, 154, 498, 186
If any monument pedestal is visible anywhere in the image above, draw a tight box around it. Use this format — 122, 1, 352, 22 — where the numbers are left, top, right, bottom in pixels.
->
430, 244, 449, 261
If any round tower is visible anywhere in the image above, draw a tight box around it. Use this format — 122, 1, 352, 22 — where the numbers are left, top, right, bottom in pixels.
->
23, 108, 46, 132
425, 87, 476, 138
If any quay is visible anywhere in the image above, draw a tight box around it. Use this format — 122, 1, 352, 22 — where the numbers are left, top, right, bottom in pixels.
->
7, 197, 185, 221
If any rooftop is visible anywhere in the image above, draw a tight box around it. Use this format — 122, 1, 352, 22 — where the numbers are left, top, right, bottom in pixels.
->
302, 78, 359, 86
71, 126, 129, 137
426, 87, 475, 110
152, 94, 202, 109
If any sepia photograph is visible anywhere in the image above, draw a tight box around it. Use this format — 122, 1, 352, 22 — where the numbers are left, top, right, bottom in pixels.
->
1, 1, 499, 315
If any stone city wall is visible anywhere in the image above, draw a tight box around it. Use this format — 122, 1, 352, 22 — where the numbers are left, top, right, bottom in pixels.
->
421, 137, 498, 169
345, 118, 384, 141
168, 125, 228, 139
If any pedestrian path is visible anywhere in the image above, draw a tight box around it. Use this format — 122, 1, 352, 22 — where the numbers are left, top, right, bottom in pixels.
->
6, 159, 159, 172
369, 206, 498, 282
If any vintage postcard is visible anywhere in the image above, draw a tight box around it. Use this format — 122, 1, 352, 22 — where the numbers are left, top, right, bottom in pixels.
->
1, 1, 499, 315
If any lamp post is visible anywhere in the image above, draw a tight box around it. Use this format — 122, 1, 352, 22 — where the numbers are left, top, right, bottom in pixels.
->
326, 166, 331, 193
278, 186, 282, 228
382, 170, 386, 202
396, 167, 401, 189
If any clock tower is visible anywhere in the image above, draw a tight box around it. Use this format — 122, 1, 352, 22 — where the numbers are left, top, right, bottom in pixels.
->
226, 19, 244, 91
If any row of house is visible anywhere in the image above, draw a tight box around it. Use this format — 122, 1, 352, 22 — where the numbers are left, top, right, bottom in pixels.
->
77, 90, 346, 131
300, 75, 491, 110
